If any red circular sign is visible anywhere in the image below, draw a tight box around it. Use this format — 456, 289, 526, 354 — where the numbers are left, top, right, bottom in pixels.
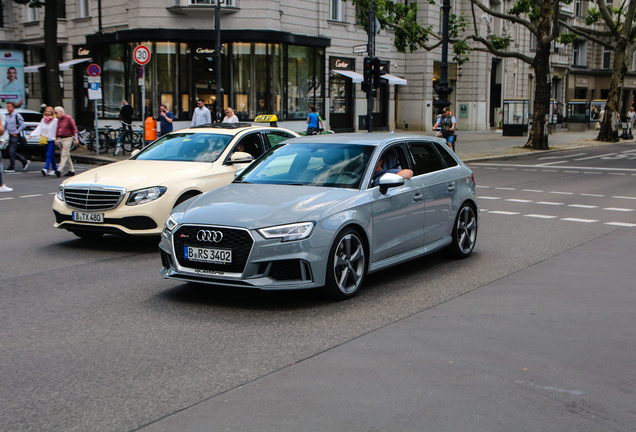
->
87, 64, 101, 76
133, 45, 151, 66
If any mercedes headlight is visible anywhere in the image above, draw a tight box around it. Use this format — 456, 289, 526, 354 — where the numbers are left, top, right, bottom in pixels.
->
163, 215, 178, 234
258, 222, 315, 242
126, 186, 167, 206
56, 185, 64, 201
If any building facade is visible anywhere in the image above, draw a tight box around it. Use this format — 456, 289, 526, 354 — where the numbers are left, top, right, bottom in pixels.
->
1, 0, 631, 133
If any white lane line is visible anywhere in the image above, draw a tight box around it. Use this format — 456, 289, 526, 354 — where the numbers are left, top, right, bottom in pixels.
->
481, 209, 489, 212
605, 222, 636, 227
525, 214, 558, 219
613, 196, 636, 200
604, 207, 635, 212
542, 170, 558, 172
608, 173, 627, 176
484, 167, 499, 170
471, 163, 636, 172
506, 199, 533, 203
568, 204, 599, 209
495, 187, 516, 190
538, 153, 587, 160
563, 171, 580, 173
48, 192, 57, 195
574, 153, 618, 161
536, 201, 565, 206
561, 218, 598, 223
539, 161, 570, 166
502, 168, 517, 170
478, 196, 501, 200
0, 197, 15, 201
581, 193, 604, 197
489, 211, 520, 215
550, 191, 574, 195
475, 185, 490, 188
522, 189, 543, 193
583, 172, 603, 175
522, 169, 537, 171
19, 194, 43, 198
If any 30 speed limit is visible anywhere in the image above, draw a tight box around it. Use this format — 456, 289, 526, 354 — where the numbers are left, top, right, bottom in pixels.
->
133, 45, 151, 66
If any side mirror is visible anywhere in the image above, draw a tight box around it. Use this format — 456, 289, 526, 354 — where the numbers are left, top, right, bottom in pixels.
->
378, 172, 405, 195
131, 149, 140, 157
234, 168, 246, 179
229, 151, 253, 164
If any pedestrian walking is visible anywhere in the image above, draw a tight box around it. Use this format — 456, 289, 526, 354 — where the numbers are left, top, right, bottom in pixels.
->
159, 104, 174, 136
0, 121, 12, 192
54, 106, 79, 177
306, 105, 323, 134
118, 100, 134, 146
29, 106, 58, 176
191, 99, 211, 127
222, 107, 239, 123
3, 101, 30, 173
627, 107, 635, 137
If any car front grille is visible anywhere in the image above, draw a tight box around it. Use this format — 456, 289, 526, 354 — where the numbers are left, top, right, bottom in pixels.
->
64, 186, 125, 211
173, 225, 254, 274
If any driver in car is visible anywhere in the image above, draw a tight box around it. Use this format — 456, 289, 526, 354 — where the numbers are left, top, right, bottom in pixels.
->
371, 150, 413, 187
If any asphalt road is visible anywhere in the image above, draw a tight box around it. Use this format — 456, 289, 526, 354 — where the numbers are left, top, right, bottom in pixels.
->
1, 142, 634, 431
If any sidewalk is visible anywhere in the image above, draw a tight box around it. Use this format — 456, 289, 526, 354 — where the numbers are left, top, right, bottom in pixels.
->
60, 128, 614, 166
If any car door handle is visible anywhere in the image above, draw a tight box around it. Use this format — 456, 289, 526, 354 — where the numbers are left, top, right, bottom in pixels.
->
447, 185, 456, 192
413, 194, 424, 202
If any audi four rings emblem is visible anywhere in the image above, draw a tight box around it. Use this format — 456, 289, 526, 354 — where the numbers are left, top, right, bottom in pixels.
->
197, 230, 223, 243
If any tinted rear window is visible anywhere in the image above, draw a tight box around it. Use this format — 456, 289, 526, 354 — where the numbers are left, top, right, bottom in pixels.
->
433, 142, 459, 167
20, 113, 42, 123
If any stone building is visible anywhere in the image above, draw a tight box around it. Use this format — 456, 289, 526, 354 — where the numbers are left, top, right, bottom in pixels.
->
1, 0, 631, 133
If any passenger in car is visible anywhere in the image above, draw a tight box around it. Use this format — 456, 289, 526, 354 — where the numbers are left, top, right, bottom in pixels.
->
371, 149, 413, 187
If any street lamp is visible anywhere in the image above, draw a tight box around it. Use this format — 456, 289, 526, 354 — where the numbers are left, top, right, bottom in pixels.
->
434, 0, 453, 114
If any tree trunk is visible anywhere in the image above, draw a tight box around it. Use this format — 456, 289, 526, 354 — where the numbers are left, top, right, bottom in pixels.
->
44, 0, 62, 108
596, 38, 628, 142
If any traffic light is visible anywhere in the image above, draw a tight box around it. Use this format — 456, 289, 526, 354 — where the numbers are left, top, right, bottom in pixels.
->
363, 57, 373, 82
373, 58, 388, 88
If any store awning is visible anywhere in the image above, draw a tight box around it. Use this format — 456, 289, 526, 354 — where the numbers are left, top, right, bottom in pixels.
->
331, 70, 364, 83
24, 58, 92, 73
381, 73, 407, 85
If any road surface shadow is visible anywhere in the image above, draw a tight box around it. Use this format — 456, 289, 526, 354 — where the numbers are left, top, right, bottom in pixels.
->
53, 234, 161, 254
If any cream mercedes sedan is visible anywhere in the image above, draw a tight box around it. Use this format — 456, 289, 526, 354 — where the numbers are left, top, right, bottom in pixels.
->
52, 122, 299, 239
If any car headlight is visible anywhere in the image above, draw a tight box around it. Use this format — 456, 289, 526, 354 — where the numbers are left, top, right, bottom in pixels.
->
56, 185, 64, 201
163, 215, 178, 234
126, 186, 167, 206
258, 222, 315, 242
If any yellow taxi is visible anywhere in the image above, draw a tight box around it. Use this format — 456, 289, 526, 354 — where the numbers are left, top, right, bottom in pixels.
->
52, 117, 298, 239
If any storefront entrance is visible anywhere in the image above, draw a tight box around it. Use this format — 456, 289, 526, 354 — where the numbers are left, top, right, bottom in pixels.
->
329, 56, 355, 132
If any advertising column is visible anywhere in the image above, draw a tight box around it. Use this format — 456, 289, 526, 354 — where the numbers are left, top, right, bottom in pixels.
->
0, 48, 26, 108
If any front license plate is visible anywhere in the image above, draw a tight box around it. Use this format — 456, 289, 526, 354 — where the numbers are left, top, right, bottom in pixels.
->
184, 246, 232, 264
72, 211, 104, 223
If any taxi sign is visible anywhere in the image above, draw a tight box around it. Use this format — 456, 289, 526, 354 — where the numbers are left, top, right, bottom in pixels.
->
254, 114, 278, 123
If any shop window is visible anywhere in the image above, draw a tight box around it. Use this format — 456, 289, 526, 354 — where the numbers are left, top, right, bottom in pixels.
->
157, 42, 177, 115
100, 44, 125, 118
287, 46, 324, 121
603, 47, 611, 69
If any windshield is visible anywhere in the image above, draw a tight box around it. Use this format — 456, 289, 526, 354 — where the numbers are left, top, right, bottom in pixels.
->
237, 143, 375, 189
133, 133, 233, 162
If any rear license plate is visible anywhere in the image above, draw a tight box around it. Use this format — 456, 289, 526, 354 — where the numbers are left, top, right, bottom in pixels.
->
72, 211, 104, 223
184, 246, 232, 264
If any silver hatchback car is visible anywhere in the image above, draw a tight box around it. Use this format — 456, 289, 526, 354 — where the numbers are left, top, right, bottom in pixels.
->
160, 134, 480, 299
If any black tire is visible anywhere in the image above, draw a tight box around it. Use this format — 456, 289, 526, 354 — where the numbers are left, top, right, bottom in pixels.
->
173, 192, 200, 208
73, 231, 104, 241
122, 133, 134, 153
323, 228, 367, 300
97, 132, 110, 153
448, 203, 477, 259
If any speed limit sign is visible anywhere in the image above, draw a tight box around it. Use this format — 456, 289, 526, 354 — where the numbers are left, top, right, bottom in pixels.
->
133, 45, 151, 66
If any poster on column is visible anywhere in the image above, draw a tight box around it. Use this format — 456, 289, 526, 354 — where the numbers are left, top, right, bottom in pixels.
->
0, 50, 25, 108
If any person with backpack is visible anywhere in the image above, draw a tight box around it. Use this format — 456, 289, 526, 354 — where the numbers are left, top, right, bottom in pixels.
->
433, 107, 456, 151
3, 102, 30, 173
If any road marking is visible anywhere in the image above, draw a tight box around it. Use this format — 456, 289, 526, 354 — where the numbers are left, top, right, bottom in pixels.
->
489, 211, 520, 215
495, 187, 516, 190
506, 199, 533, 203
475, 185, 490, 188
608, 173, 627, 176
581, 193, 604, 197
536, 201, 565, 205
539, 153, 587, 160
550, 191, 573, 195
522, 169, 537, 171
502, 168, 517, 171
604, 207, 634, 212
561, 218, 598, 223
484, 167, 499, 170
478, 196, 501, 200
522, 189, 543, 193
539, 161, 570, 166
471, 163, 636, 172
19, 194, 43, 198
0, 197, 14, 201
583, 172, 603, 175
613, 196, 636, 200
542, 170, 558, 172
524, 214, 558, 219
568, 204, 599, 209
574, 153, 618, 161
481, 209, 489, 212
563, 170, 580, 173
605, 222, 636, 227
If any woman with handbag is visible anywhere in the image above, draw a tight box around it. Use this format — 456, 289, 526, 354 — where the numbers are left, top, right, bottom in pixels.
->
29, 106, 58, 176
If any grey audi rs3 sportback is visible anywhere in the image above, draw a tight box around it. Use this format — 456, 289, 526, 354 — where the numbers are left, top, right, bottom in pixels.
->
160, 133, 480, 299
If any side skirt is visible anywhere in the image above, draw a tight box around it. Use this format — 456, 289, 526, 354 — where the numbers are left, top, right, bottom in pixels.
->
368, 237, 452, 274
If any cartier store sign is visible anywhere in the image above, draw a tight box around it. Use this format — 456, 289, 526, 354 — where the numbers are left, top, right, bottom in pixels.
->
330, 56, 355, 71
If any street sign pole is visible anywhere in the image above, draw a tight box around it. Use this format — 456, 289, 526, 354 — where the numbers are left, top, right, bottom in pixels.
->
367, 0, 375, 133
134, 47, 151, 144
87, 64, 102, 155
94, 100, 100, 155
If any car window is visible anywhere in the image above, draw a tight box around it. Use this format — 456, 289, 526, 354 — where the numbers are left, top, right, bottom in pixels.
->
368, 145, 410, 188
237, 143, 375, 189
409, 142, 446, 175
133, 132, 232, 162
433, 142, 459, 167
231, 133, 264, 159
20, 113, 43, 123
263, 131, 294, 148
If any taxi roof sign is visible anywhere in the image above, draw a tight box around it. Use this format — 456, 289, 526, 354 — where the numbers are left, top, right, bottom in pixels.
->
254, 114, 278, 123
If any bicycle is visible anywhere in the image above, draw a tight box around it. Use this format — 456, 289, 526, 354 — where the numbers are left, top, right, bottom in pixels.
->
98, 124, 122, 155
113, 121, 134, 156
122, 124, 145, 153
